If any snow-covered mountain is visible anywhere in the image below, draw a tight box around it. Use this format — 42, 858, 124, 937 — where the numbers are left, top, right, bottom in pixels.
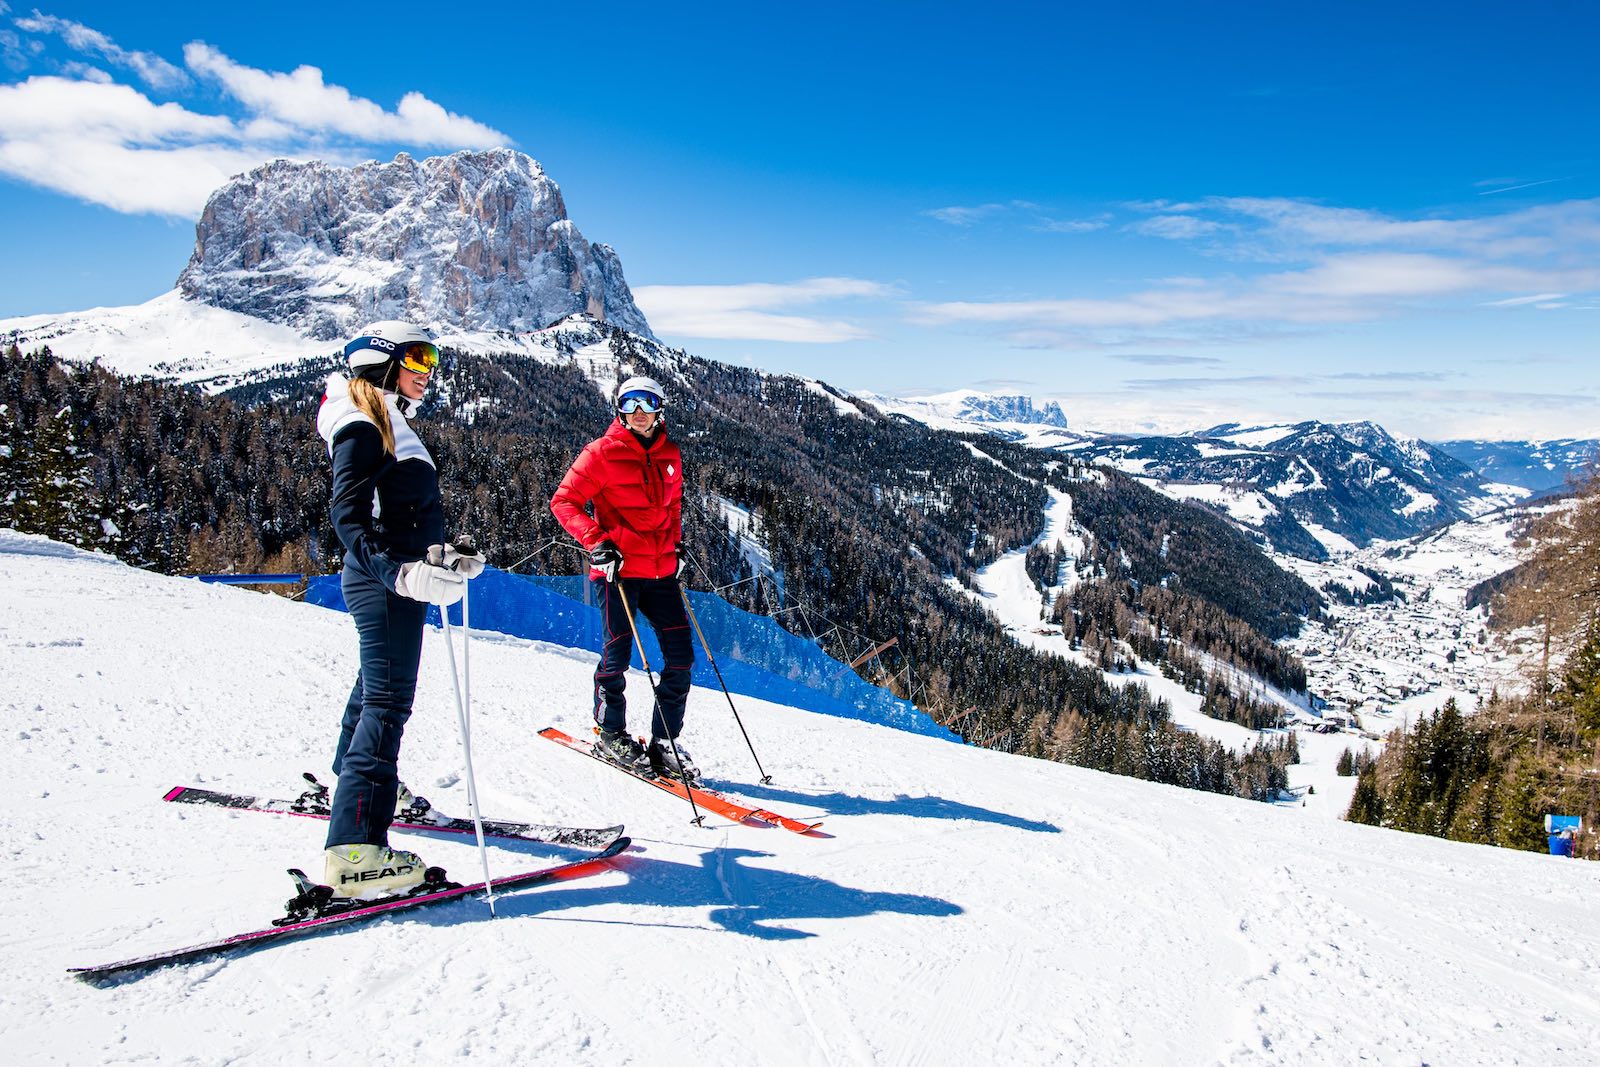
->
1076, 419, 1528, 555
877, 410, 1529, 559
0, 148, 653, 380
1433, 437, 1600, 494
9, 529, 1599, 1063
861, 389, 1085, 445
178, 148, 652, 341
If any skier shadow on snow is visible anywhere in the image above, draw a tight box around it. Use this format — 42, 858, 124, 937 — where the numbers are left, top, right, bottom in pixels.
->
477, 848, 964, 941
712, 781, 1060, 835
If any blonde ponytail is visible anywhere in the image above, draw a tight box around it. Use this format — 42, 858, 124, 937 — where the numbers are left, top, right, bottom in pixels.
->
347, 377, 396, 456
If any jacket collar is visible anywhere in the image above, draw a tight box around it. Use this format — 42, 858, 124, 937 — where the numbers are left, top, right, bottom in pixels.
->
605, 417, 668, 454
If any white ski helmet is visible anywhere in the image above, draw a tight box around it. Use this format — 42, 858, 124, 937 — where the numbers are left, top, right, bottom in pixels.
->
615, 375, 667, 414
344, 321, 438, 385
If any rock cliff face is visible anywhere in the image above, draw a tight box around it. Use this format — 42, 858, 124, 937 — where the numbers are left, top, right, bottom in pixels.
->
177, 148, 653, 341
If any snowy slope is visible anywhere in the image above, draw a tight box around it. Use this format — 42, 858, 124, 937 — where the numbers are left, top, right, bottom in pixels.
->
949, 453, 1361, 814
0, 291, 655, 393
5, 530, 1599, 1065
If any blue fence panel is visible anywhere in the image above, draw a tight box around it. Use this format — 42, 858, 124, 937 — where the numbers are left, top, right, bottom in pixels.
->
306, 567, 954, 741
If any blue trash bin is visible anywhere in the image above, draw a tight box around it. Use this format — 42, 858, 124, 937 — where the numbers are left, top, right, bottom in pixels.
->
1548, 834, 1574, 857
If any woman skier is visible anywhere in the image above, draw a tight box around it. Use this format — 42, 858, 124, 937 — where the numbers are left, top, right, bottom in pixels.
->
315, 321, 484, 898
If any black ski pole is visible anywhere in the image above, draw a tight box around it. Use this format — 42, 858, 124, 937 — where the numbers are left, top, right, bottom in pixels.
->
678, 583, 772, 784
614, 578, 704, 826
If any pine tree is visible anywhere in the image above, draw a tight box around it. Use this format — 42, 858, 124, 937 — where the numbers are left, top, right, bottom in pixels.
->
1559, 623, 1600, 738
0, 400, 19, 526
1346, 766, 1384, 824
11, 405, 103, 549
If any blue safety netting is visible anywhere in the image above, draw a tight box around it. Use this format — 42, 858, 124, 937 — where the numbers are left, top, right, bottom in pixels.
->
306, 567, 955, 741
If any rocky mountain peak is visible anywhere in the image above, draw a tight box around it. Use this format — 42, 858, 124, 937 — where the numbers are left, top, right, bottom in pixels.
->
176, 149, 653, 342
959, 394, 1070, 428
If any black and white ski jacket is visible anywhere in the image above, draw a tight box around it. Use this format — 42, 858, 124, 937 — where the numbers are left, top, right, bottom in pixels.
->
315, 373, 445, 592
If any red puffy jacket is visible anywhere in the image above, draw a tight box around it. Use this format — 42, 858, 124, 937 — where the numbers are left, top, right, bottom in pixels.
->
551, 420, 684, 580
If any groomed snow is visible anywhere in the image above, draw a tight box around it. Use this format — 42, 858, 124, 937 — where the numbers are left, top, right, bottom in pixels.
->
5, 530, 1600, 1064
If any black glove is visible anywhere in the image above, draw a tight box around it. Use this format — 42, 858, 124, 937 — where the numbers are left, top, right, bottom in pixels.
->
591, 540, 623, 582
675, 542, 690, 581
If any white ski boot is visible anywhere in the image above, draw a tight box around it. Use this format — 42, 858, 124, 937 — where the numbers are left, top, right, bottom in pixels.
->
323, 843, 427, 900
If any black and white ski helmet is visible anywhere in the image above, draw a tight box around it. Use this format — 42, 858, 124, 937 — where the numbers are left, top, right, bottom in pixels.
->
344, 321, 437, 385
615, 375, 667, 412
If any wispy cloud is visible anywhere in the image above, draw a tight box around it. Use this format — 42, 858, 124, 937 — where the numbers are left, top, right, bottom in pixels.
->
14, 12, 187, 90
1124, 374, 1313, 393
914, 196, 1600, 348
1112, 353, 1224, 366
1476, 177, 1568, 196
925, 202, 1013, 226
925, 200, 1106, 234
0, 13, 509, 217
1483, 292, 1567, 307
632, 277, 896, 343
1128, 215, 1223, 240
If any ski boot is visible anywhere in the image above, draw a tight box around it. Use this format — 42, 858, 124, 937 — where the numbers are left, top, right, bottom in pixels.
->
594, 727, 646, 770
646, 737, 701, 783
393, 781, 433, 822
322, 844, 430, 901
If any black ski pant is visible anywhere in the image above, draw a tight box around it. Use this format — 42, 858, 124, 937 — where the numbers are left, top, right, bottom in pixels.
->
593, 576, 694, 740
326, 564, 427, 848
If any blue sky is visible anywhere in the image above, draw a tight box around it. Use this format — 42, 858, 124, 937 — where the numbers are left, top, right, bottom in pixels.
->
1, 1, 1595, 439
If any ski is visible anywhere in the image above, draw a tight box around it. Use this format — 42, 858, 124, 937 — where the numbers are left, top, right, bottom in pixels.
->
538, 726, 824, 835
71, 835, 631, 983
163, 779, 624, 851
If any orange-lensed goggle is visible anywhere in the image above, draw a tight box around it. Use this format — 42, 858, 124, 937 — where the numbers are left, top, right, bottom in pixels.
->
398, 342, 440, 375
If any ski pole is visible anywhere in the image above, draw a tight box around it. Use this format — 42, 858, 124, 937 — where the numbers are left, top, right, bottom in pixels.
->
678, 584, 771, 783
614, 577, 704, 826
429, 545, 496, 914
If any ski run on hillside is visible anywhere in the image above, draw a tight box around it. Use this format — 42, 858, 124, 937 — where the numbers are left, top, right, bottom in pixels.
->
5, 529, 1599, 1063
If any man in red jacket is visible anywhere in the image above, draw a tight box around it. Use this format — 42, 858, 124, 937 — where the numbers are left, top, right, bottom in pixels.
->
550, 375, 698, 779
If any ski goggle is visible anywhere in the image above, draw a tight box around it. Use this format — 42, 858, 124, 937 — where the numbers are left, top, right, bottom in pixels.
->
617, 390, 663, 414
398, 342, 440, 375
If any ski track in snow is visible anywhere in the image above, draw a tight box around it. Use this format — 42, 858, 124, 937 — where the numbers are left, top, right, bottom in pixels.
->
4, 529, 1599, 1064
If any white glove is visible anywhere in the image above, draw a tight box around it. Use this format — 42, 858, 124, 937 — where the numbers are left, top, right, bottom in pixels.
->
395, 560, 466, 605
444, 541, 485, 579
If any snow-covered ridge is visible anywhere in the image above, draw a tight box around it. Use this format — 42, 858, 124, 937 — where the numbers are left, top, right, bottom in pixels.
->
8, 530, 1599, 1063
0, 292, 655, 390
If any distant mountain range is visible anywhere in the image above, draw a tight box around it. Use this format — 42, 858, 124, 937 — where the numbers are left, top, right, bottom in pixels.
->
869, 394, 1590, 559
1430, 438, 1598, 494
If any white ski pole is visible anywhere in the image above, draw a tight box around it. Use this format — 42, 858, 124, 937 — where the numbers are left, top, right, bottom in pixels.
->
430, 546, 495, 914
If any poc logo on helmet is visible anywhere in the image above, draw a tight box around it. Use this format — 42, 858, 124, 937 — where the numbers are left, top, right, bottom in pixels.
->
368, 337, 397, 351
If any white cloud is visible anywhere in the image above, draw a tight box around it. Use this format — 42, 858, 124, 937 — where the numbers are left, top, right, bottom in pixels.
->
0, 25, 510, 217
13, 13, 188, 90
925, 200, 1105, 234
0, 77, 266, 215
1, 28, 31, 72
58, 61, 112, 84
1030, 214, 1109, 234
1483, 292, 1568, 307
183, 42, 505, 147
925, 203, 1009, 226
1129, 215, 1223, 240
633, 278, 894, 343
914, 193, 1600, 348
